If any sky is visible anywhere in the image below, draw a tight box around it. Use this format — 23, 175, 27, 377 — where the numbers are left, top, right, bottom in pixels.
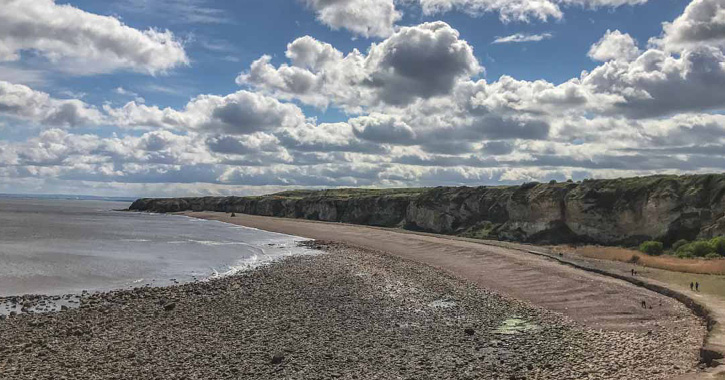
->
0, 0, 723, 197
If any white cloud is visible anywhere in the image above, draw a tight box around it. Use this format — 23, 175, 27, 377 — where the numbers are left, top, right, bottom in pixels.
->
116, 0, 230, 25
0, 0, 189, 75
301, 0, 649, 38
0, 81, 103, 127
350, 113, 417, 144
492, 33, 553, 44
302, 0, 401, 38
238, 22, 482, 110
588, 29, 641, 61
0, 65, 47, 86
652, 0, 725, 52
107, 90, 306, 134
417, 0, 647, 23
582, 46, 725, 117
6, 0, 725, 195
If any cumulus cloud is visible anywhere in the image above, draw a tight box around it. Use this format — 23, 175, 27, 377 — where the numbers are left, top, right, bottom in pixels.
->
0, 0, 188, 75
582, 46, 725, 117
206, 133, 282, 155
588, 30, 641, 61
302, 0, 400, 38
481, 140, 514, 155
350, 114, 417, 144
238, 22, 481, 110
7, 0, 725, 195
107, 90, 306, 134
653, 0, 725, 52
366, 22, 482, 105
0, 81, 103, 127
492, 33, 553, 44
276, 122, 385, 154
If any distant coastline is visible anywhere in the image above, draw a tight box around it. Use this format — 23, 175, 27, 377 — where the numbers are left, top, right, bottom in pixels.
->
0, 193, 137, 203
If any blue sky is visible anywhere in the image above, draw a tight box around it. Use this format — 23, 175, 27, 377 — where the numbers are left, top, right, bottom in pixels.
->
30, 0, 690, 110
0, 0, 724, 197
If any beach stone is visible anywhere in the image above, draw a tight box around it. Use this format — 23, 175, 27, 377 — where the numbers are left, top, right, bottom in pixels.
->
270, 354, 284, 365
0, 241, 704, 380
163, 302, 176, 311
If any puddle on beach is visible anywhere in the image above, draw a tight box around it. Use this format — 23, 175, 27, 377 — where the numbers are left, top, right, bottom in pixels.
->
428, 298, 457, 308
493, 317, 539, 335
1, 294, 83, 317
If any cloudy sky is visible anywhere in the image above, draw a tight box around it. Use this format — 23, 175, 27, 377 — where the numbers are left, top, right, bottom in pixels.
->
0, 0, 723, 197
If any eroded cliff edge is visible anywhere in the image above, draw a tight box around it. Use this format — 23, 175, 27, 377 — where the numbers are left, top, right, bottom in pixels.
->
129, 174, 725, 246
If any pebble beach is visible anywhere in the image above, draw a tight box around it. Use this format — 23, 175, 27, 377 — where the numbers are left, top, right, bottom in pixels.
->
0, 241, 704, 379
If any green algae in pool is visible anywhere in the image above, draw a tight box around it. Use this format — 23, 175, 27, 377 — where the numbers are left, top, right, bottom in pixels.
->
493, 317, 539, 335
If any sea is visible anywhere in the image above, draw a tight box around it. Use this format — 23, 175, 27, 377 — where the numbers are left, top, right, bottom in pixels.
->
0, 196, 315, 297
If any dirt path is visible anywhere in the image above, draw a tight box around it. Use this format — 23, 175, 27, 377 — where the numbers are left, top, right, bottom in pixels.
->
185, 212, 702, 338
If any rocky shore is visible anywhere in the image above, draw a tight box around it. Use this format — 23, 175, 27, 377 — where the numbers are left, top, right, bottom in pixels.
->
0, 242, 702, 379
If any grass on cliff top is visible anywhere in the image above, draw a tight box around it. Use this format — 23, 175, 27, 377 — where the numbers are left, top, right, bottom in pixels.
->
258, 187, 428, 200
577, 173, 725, 191
244, 173, 725, 201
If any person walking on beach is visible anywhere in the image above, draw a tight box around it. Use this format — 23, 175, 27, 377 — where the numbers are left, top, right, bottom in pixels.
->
696, 282, 699, 291
690, 282, 694, 290
631, 269, 635, 276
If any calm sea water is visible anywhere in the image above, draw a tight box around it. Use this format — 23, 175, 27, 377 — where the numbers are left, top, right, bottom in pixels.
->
0, 198, 313, 296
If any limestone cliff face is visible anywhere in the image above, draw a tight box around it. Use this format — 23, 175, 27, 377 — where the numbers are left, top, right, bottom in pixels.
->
129, 174, 725, 245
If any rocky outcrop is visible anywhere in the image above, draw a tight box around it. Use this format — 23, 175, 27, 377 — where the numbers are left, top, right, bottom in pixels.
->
129, 174, 725, 246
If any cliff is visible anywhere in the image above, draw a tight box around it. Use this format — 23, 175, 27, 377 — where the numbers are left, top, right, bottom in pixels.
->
128, 174, 725, 246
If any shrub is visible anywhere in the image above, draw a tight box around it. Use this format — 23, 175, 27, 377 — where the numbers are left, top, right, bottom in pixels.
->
639, 241, 664, 255
678, 240, 714, 257
672, 239, 689, 252
710, 236, 725, 255
676, 250, 694, 259
705, 252, 721, 260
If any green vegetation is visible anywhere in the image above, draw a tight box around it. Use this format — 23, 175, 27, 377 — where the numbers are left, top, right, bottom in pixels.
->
461, 221, 497, 240
255, 187, 428, 200
671, 237, 725, 258
675, 249, 695, 259
672, 239, 689, 252
639, 241, 664, 255
637, 265, 725, 298
711, 236, 725, 255
682, 241, 713, 257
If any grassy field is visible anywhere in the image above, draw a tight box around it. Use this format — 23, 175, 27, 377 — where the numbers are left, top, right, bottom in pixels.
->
552, 245, 725, 275
264, 187, 428, 200
552, 245, 725, 298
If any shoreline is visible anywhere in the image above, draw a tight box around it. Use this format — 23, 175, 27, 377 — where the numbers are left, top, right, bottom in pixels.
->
183, 212, 703, 330
0, 241, 703, 379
